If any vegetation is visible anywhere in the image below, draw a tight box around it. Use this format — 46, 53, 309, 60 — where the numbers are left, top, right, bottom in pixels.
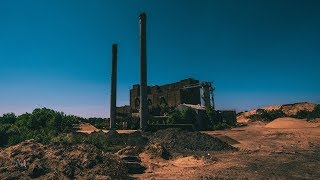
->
247, 104, 320, 122
82, 117, 108, 129
167, 108, 197, 125
0, 108, 82, 147
293, 104, 320, 119
248, 109, 286, 122
166, 107, 236, 130
206, 107, 236, 130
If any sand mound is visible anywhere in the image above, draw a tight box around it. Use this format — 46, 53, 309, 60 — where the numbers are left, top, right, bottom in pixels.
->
76, 123, 99, 134
265, 117, 319, 129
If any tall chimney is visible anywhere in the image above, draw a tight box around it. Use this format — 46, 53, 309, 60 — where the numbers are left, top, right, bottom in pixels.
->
110, 44, 117, 129
139, 13, 148, 131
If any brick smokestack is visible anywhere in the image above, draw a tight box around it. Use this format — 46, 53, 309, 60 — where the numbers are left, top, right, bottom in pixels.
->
110, 44, 117, 129
139, 13, 148, 131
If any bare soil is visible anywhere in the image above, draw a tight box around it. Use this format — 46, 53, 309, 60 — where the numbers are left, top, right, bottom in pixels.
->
135, 123, 320, 179
1, 121, 319, 179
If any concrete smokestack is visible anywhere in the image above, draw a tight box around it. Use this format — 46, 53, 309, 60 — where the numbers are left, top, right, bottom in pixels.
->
139, 13, 148, 131
110, 44, 117, 129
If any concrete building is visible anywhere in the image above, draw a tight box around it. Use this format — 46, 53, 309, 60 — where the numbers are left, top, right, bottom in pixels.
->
130, 78, 201, 114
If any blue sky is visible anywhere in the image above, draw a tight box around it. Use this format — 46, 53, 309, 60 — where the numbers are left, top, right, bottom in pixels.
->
0, 0, 319, 117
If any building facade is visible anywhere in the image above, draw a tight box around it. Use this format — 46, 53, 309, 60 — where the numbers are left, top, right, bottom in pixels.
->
130, 78, 201, 114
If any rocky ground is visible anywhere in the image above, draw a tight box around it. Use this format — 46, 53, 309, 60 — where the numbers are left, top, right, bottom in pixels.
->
0, 140, 128, 179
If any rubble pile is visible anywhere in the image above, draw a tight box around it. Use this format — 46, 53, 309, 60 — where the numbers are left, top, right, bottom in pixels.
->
0, 129, 238, 178
0, 140, 128, 179
149, 128, 236, 154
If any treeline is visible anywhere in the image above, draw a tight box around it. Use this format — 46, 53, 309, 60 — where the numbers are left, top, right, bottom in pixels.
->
247, 104, 320, 122
0, 108, 83, 147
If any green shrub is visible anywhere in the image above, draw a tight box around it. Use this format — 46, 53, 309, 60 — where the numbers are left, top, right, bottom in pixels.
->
212, 122, 231, 130
294, 110, 309, 119
0, 113, 17, 124
0, 108, 81, 147
167, 110, 183, 124
248, 109, 285, 122
182, 108, 197, 124
310, 104, 320, 119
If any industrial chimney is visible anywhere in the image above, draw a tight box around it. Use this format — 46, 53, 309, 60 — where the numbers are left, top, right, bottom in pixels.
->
139, 13, 148, 131
110, 44, 117, 129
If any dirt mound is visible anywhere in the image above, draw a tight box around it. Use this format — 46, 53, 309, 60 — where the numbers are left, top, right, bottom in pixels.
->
145, 143, 172, 160
76, 123, 99, 134
265, 117, 320, 129
149, 129, 236, 155
0, 139, 128, 179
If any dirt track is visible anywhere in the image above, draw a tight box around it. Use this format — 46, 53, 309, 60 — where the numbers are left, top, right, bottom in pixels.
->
135, 122, 320, 179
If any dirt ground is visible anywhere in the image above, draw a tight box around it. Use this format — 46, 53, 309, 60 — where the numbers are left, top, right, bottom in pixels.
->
135, 122, 320, 179
1, 120, 319, 179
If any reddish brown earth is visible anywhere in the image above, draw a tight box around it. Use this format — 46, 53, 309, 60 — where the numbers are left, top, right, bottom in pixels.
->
1, 119, 319, 179
135, 122, 320, 179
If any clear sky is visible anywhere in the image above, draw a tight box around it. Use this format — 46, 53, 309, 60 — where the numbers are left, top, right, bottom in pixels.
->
1, 0, 319, 118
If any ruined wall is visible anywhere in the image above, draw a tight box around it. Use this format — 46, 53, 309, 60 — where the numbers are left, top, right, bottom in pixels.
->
116, 105, 131, 117
130, 78, 201, 113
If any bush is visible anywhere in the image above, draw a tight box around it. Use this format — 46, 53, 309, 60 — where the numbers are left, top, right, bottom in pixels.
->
0, 108, 81, 147
212, 122, 231, 130
0, 113, 17, 124
294, 110, 309, 119
167, 110, 183, 124
310, 104, 320, 119
248, 109, 285, 122
182, 108, 197, 124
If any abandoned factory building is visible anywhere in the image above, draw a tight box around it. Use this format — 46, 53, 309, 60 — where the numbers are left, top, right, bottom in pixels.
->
130, 78, 202, 114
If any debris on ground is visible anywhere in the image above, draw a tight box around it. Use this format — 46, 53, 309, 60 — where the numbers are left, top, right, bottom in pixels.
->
149, 128, 236, 155
0, 139, 128, 179
0, 129, 239, 178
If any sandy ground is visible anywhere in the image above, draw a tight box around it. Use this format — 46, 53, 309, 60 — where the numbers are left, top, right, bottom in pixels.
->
134, 122, 320, 179
76, 123, 137, 134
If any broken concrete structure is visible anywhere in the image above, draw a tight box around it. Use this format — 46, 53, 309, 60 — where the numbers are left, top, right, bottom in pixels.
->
130, 78, 201, 114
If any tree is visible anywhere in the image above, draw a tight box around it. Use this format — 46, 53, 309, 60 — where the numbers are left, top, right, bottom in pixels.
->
0, 113, 17, 124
